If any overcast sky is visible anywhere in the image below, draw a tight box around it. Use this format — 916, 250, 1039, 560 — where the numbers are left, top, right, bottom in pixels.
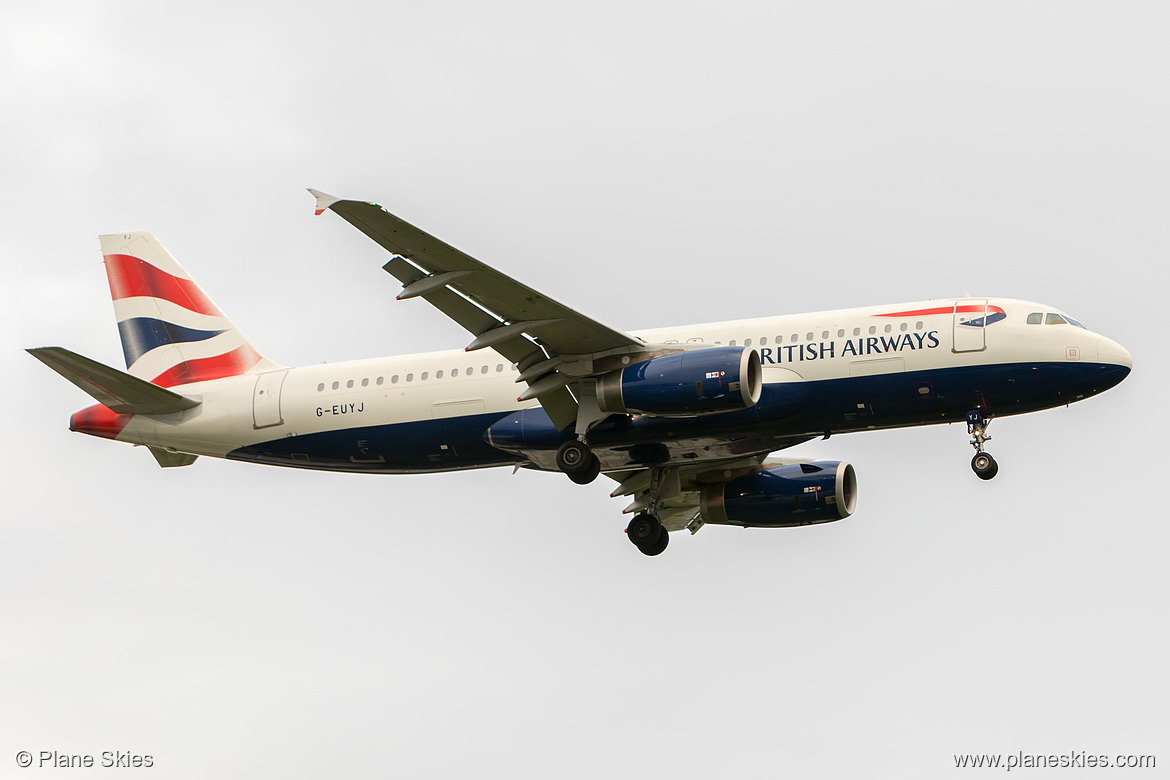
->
2, 2, 1167, 777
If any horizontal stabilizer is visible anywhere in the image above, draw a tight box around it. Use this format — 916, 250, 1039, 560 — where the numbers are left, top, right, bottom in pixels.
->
27, 347, 201, 415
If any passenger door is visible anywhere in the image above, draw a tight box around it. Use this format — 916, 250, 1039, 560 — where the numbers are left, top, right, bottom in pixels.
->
952, 299, 988, 353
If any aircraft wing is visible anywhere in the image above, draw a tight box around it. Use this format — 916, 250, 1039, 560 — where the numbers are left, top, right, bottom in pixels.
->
310, 189, 654, 430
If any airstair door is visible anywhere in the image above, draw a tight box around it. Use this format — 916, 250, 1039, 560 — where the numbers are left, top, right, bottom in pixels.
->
253, 370, 288, 429
953, 299, 988, 353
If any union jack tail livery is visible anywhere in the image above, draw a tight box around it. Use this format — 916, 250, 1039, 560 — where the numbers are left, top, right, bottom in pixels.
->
101, 231, 281, 388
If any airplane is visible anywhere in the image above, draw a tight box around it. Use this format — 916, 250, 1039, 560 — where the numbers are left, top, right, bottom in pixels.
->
28, 189, 1133, 556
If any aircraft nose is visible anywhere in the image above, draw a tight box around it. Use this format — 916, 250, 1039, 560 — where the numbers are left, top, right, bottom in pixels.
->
1097, 336, 1133, 369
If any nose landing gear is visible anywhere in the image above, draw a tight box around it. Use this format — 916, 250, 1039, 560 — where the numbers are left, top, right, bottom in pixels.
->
967, 410, 998, 480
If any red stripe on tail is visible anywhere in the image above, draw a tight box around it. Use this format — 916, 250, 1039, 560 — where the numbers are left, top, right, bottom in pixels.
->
104, 254, 223, 316
149, 344, 262, 388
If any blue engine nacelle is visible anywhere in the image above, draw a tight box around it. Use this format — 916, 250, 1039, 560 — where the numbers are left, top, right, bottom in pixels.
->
700, 461, 857, 528
596, 346, 762, 417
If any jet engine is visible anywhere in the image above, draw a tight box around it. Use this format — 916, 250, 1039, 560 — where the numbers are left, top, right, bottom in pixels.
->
700, 461, 857, 527
596, 346, 762, 417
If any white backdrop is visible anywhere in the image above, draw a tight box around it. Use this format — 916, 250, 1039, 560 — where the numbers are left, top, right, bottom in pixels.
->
3, 2, 1165, 777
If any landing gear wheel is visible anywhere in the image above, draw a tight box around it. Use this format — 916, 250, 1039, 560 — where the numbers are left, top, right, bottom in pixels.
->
966, 410, 998, 480
627, 512, 664, 549
556, 440, 600, 485
566, 455, 601, 485
971, 452, 999, 480
626, 513, 659, 546
640, 526, 670, 556
627, 514, 669, 556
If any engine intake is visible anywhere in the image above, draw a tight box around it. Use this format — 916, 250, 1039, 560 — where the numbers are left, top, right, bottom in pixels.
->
700, 461, 857, 528
596, 346, 762, 417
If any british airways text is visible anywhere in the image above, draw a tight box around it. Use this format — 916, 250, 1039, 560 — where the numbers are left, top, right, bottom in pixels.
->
759, 330, 940, 365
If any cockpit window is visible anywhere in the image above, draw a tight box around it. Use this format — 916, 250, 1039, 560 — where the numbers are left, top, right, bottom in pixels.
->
1030, 311, 1087, 328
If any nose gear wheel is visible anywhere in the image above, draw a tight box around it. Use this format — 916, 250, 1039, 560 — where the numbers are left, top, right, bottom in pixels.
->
966, 410, 998, 480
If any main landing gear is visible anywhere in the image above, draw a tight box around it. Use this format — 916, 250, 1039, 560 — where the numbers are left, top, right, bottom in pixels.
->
556, 439, 601, 485
626, 512, 669, 556
967, 410, 998, 480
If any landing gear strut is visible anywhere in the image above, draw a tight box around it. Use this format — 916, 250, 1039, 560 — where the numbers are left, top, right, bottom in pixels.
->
556, 439, 600, 485
967, 410, 998, 480
626, 512, 669, 556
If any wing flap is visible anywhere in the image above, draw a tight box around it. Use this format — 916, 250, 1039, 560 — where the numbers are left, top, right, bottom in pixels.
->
28, 347, 201, 415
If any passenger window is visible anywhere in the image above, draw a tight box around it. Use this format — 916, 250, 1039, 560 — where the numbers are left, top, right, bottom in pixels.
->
452, 368, 459, 377
899, 322, 908, 332
1027, 313, 1043, 325
759, 337, 768, 346
1045, 313, 1066, 325
392, 375, 399, 384
916, 321, 923, 330
883, 324, 892, 333
821, 330, 829, 339
346, 380, 354, 389
317, 383, 324, 392
435, 370, 443, 379
853, 328, 861, 336
376, 376, 384, 385
806, 332, 813, 340
332, 381, 339, 390
729, 340, 737, 346
421, 372, 428, 380
744, 339, 752, 347
837, 329, 845, 338
497, 364, 504, 372
481, 365, 488, 374
406, 373, 413, 382
361, 378, 369, 387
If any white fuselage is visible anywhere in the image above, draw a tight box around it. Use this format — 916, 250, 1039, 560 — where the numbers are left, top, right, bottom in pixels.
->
99, 297, 1129, 471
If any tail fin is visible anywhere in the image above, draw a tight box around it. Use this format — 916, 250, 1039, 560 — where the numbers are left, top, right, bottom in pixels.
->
100, 231, 281, 387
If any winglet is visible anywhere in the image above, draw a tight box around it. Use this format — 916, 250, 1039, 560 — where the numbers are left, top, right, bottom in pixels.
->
308, 188, 341, 216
